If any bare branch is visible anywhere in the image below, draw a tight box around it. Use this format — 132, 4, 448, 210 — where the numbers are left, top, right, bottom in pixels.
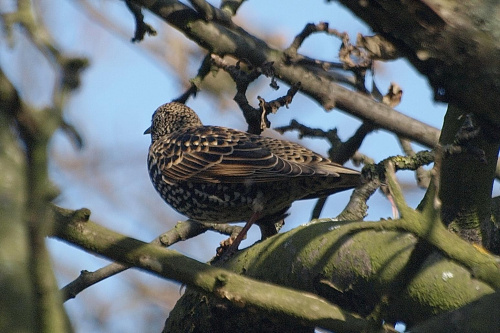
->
61, 217, 243, 301
188, 0, 236, 28
336, 174, 380, 221
174, 54, 213, 103
132, 0, 441, 147
276, 120, 373, 165
211, 54, 299, 134
125, 0, 157, 42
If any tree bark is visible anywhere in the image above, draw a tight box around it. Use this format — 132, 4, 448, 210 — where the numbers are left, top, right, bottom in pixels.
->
0, 69, 35, 333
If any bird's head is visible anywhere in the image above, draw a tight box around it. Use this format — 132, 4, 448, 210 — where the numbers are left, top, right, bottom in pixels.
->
144, 102, 203, 142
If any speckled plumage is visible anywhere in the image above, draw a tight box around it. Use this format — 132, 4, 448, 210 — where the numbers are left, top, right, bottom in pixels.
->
145, 102, 360, 244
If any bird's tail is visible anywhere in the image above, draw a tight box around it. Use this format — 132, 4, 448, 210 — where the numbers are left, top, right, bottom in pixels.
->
301, 172, 361, 199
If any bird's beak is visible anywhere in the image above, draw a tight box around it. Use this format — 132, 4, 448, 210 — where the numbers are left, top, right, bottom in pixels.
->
144, 126, 151, 135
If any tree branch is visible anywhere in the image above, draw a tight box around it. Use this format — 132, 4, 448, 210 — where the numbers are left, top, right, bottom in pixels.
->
338, 0, 500, 126
125, 0, 157, 42
51, 205, 378, 333
130, 0, 500, 179
130, 0, 440, 148
0, 64, 70, 332
61, 217, 242, 301
51, 192, 500, 327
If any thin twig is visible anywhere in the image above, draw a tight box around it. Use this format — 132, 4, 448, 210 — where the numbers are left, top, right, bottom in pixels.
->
211, 54, 300, 134
285, 21, 372, 92
174, 54, 213, 103
398, 137, 431, 188
275, 120, 373, 164
125, 0, 157, 42
286, 22, 344, 54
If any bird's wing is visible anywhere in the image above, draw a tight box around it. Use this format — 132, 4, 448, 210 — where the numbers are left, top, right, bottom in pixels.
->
248, 135, 359, 176
150, 126, 356, 184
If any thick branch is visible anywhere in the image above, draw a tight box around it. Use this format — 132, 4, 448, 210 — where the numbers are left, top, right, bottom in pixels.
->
410, 291, 500, 332
438, 105, 500, 248
52, 200, 500, 327
338, 1, 500, 126
61, 219, 242, 301
51, 206, 375, 333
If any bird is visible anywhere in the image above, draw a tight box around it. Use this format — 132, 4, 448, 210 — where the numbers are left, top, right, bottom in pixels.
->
145, 102, 360, 253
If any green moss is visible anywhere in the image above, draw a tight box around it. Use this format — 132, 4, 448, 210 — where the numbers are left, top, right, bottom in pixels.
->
400, 252, 493, 322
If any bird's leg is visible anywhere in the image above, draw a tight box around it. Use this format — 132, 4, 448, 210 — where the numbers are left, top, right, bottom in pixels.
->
218, 212, 261, 257
229, 212, 261, 251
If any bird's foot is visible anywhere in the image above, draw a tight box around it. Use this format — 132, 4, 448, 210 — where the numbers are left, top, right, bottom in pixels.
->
212, 236, 239, 263
214, 214, 260, 262
216, 236, 238, 256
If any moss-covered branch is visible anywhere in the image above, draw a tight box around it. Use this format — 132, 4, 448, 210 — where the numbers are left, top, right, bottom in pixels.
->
51, 199, 500, 328
61, 219, 243, 301
51, 205, 380, 333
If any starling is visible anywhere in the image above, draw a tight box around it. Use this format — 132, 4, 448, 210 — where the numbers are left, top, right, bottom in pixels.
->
145, 102, 360, 251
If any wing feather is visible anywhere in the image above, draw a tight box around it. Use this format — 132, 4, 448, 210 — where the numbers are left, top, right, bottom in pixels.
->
149, 126, 357, 184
